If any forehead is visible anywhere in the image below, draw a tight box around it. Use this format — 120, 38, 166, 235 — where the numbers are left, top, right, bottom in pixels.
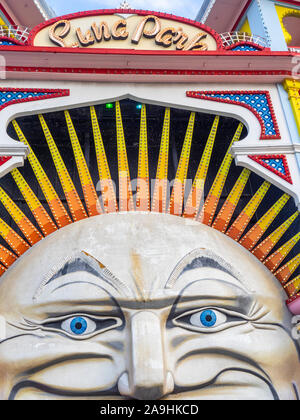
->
0, 213, 283, 304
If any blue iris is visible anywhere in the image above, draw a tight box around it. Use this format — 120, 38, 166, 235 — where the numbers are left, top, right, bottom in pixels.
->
200, 310, 217, 327
70, 317, 88, 335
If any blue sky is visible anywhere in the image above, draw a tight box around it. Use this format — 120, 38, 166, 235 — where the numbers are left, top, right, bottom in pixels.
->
45, 0, 203, 20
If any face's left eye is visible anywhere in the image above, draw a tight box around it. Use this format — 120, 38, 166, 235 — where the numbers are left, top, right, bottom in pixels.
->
190, 309, 226, 328
174, 308, 229, 332
61, 316, 95, 336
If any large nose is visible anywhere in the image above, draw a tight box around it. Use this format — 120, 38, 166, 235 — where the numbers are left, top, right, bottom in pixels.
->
118, 311, 174, 400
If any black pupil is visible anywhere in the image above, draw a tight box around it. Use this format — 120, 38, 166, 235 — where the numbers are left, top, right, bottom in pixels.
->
206, 315, 212, 322
75, 322, 82, 330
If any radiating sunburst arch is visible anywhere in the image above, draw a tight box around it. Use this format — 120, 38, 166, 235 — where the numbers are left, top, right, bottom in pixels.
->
0, 99, 299, 300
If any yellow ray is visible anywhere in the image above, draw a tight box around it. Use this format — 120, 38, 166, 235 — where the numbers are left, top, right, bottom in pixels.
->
198, 122, 244, 225
115, 102, 135, 212
183, 116, 219, 219
90, 106, 118, 213
0, 186, 43, 246
240, 193, 290, 251
226, 181, 271, 242
253, 211, 299, 261
264, 232, 300, 273
0, 217, 30, 256
65, 110, 101, 217
12, 120, 72, 229
275, 253, 300, 285
39, 114, 88, 222
136, 104, 150, 212
169, 112, 195, 216
213, 168, 251, 233
152, 108, 171, 213
284, 275, 300, 298
11, 169, 57, 237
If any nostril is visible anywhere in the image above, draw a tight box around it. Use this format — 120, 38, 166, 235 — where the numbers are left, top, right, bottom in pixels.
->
117, 371, 175, 400
118, 372, 130, 396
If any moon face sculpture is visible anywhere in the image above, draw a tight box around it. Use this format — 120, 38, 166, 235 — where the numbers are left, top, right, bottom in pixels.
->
0, 213, 299, 400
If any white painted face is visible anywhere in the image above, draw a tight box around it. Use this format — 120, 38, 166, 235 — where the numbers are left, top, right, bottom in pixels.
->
0, 213, 299, 400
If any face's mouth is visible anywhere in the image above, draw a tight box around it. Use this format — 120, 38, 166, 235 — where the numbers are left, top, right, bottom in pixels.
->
8, 380, 122, 400
9, 368, 281, 400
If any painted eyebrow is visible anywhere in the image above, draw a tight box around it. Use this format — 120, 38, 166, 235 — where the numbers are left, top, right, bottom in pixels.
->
33, 252, 132, 301
165, 249, 244, 289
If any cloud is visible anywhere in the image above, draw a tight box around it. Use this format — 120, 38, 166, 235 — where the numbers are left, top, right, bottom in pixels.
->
46, 0, 202, 20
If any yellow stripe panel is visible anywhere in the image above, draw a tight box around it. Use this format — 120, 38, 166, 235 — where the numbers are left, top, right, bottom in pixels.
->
198, 122, 244, 225
0, 244, 17, 268
284, 275, 300, 298
65, 110, 101, 216
0, 186, 43, 245
90, 106, 118, 213
39, 114, 87, 222
0, 218, 30, 256
240, 193, 290, 251
264, 232, 300, 273
275, 254, 300, 285
152, 108, 171, 213
226, 181, 271, 241
115, 102, 135, 212
136, 104, 150, 211
11, 169, 57, 236
213, 168, 250, 233
12, 120, 72, 228
169, 112, 195, 215
183, 116, 219, 219
252, 211, 299, 261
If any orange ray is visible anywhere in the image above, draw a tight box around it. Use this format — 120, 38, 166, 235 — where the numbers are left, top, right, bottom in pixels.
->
12, 120, 71, 229
169, 112, 195, 216
115, 102, 135, 212
239, 193, 290, 251
90, 106, 118, 213
226, 181, 271, 242
65, 110, 101, 217
252, 211, 299, 261
152, 108, 171, 213
198, 122, 244, 225
39, 114, 88, 222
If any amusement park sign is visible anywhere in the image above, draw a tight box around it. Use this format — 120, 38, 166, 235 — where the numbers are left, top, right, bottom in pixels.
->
29, 10, 219, 51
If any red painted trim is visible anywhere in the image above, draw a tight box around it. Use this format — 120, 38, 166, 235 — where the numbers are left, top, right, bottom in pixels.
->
225, 41, 267, 51
0, 4, 15, 25
275, 0, 300, 7
0, 88, 70, 112
0, 156, 12, 166
27, 8, 224, 50
0, 36, 25, 46
0, 44, 297, 57
186, 90, 280, 140
248, 154, 293, 184
5, 66, 293, 78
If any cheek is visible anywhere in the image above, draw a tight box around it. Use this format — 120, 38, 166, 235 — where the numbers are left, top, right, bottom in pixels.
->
168, 324, 300, 388
30, 359, 119, 392
0, 329, 125, 396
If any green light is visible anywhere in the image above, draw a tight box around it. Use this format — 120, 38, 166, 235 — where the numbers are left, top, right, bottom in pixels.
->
105, 103, 114, 109
136, 104, 142, 110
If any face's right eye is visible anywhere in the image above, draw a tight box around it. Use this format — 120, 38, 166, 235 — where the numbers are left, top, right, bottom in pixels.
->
190, 309, 227, 328
61, 316, 95, 336
41, 314, 122, 339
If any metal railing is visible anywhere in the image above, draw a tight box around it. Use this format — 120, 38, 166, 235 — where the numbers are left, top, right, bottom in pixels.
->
289, 47, 300, 53
0, 25, 30, 43
220, 32, 267, 48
